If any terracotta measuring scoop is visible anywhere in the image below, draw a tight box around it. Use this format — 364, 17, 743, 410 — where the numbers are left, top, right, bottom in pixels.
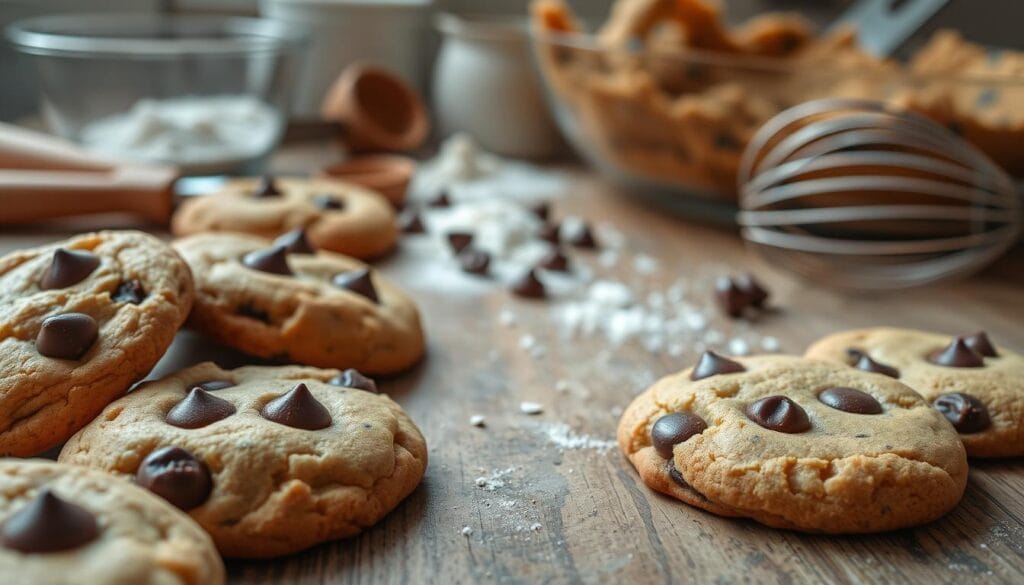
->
320, 63, 430, 153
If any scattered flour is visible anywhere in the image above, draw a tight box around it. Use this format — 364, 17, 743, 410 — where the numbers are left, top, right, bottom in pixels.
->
470, 415, 486, 428
520, 402, 544, 415
474, 467, 515, 491
539, 422, 616, 453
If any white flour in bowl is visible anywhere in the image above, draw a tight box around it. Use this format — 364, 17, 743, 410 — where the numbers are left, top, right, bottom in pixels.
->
79, 95, 282, 173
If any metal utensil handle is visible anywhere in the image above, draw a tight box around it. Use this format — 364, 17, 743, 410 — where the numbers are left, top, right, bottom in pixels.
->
830, 0, 950, 57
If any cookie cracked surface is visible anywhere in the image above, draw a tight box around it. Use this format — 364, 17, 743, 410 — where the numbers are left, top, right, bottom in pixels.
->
618, 354, 967, 533
59, 363, 428, 558
806, 327, 1024, 458
174, 232, 425, 374
0, 230, 194, 456
0, 459, 223, 584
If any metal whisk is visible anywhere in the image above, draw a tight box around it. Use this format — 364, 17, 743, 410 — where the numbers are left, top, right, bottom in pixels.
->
736, 98, 1022, 290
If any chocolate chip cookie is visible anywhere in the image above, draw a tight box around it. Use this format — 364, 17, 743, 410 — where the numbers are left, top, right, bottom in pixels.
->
805, 327, 1024, 458
0, 459, 223, 584
59, 362, 428, 558
618, 352, 967, 533
173, 231, 425, 374
0, 231, 194, 456
171, 176, 398, 259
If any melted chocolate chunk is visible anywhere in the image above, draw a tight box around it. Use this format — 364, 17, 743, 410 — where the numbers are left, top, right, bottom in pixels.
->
511, 269, 545, 299
447, 232, 474, 254
329, 369, 378, 393
195, 380, 235, 392
531, 202, 551, 222
36, 313, 98, 360
568, 223, 599, 249
253, 175, 282, 197
429, 192, 451, 208
165, 388, 237, 429
398, 211, 426, 234
928, 337, 984, 368
746, 396, 811, 433
539, 249, 570, 272
651, 412, 708, 458
333, 269, 379, 303
0, 489, 99, 553
845, 348, 865, 365
668, 461, 689, 488
260, 383, 332, 430
714, 276, 747, 318
690, 351, 745, 381
242, 245, 293, 276
964, 331, 999, 358
313, 194, 345, 210
274, 229, 316, 255
136, 447, 212, 511
40, 249, 100, 290
818, 387, 882, 415
237, 304, 270, 323
539, 223, 561, 245
933, 393, 991, 433
111, 279, 147, 304
734, 273, 769, 308
855, 354, 900, 378
458, 248, 490, 275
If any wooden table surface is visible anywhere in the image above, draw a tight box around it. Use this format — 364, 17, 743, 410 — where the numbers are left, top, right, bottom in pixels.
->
2, 149, 1023, 585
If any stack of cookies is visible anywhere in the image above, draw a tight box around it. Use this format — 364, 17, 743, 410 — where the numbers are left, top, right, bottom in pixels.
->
0, 176, 430, 580
619, 327, 1023, 533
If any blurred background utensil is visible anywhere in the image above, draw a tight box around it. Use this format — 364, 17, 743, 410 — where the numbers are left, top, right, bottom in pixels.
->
832, 0, 949, 56
736, 98, 1022, 290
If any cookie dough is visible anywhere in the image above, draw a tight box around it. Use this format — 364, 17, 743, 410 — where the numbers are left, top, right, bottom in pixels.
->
172, 176, 399, 260
805, 327, 1024, 458
618, 352, 967, 533
0, 459, 223, 584
59, 362, 428, 558
174, 231, 425, 374
532, 0, 1024, 200
0, 231, 193, 456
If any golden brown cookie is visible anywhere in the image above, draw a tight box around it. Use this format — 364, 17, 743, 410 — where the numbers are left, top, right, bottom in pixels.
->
618, 352, 967, 533
171, 176, 398, 259
805, 327, 1024, 458
0, 459, 224, 584
174, 231, 424, 374
0, 231, 193, 456
59, 362, 427, 558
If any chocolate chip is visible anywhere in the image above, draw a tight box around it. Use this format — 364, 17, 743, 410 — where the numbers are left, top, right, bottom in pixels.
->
36, 313, 98, 360
855, 354, 900, 378
429, 191, 451, 208
714, 132, 740, 151
734, 273, 769, 308
568, 223, 599, 249
274, 229, 316, 255
329, 369, 378, 393
531, 202, 551, 222
447, 232, 474, 254
111, 279, 147, 304
195, 380, 235, 392
746, 396, 811, 433
260, 383, 332, 430
253, 175, 282, 197
313, 194, 345, 210
333, 268, 378, 303
398, 210, 426, 234
539, 249, 570, 272
242, 245, 293, 276
136, 447, 212, 511
690, 351, 745, 381
928, 337, 984, 368
237, 304, 270, 323
511, 269, 545, 299
651, 412, 707, 458
964, 331, 998, 358
714, 276, 747, 318
818, 387, 882, 415
668, 461, 689, 488
458, 248, 490, 275
0, 489, 98, 553
933, 393, 991, 433
845, 348, 865, 365
39, 248, 100, 290
539, 223, 561, 244
165, 388, 237, 429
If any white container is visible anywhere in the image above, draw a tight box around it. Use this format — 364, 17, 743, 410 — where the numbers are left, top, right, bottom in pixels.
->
432, 13, 564, 159
261, 0, 431, 117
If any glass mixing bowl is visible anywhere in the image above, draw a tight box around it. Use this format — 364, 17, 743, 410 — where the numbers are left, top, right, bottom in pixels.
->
7, 14, 308, 175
